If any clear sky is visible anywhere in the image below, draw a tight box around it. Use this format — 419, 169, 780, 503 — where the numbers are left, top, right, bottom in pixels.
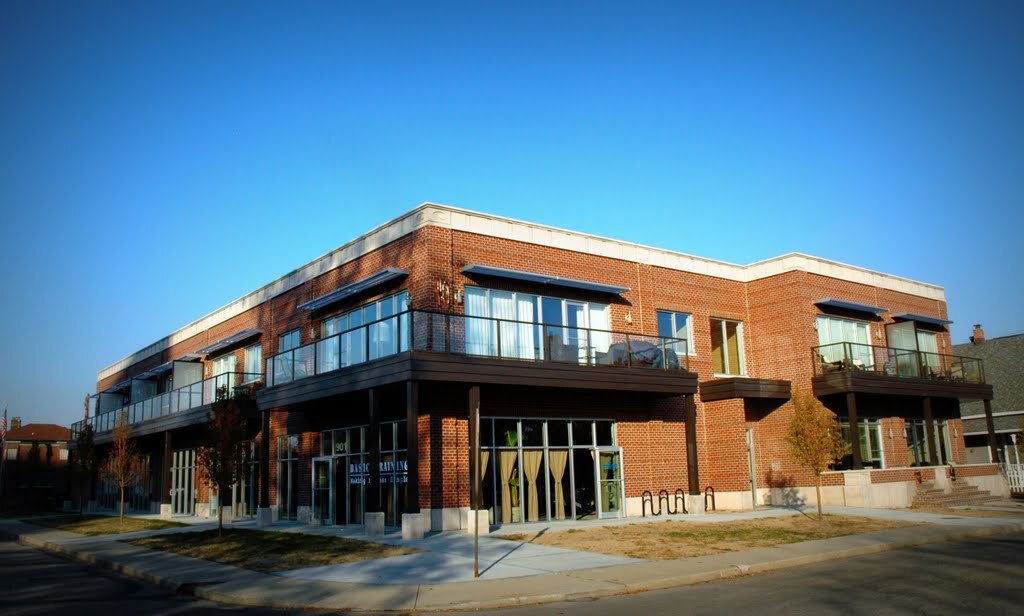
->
1, 2, 1022, 426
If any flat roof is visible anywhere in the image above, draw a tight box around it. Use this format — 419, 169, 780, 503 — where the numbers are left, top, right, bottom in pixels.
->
98, 202, 947, 381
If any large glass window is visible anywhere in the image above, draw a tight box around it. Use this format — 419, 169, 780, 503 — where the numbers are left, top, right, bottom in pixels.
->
657, 311, 692, 356
279, 329, 300, 353
710, 318, 745, 376
816, 315, 872, 368
838, 419, 883, 469
277, 434, 299, 520
244, 344, 262, 381
211, 353, 237, 400
464, 287, 609, 363
320, 291, 410, 367
480, 417, 619, 525
916, 331, 941, 374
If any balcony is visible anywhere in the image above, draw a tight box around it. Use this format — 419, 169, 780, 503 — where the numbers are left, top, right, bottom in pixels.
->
811, 342, 991, 400
259, 310, 697, 408
72, 371, 262, 440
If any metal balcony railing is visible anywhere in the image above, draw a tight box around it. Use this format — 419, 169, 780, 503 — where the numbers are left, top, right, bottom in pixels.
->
265, 309, 690, 388
72, 371, 262, 438
812, 342, 985, 384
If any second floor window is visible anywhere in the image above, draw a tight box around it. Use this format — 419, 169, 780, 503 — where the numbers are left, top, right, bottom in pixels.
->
816, 315, 871, 367
279, 329, 300, 353
657, 310, 692, 356
244, 344, 262, 380
710, 318, 745, 376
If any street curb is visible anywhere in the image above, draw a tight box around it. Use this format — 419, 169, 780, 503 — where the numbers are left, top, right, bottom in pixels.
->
6, 521, 1024, 612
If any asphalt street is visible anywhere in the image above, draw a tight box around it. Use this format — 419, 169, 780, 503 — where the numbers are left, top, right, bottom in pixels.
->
2, 533, 1022, 615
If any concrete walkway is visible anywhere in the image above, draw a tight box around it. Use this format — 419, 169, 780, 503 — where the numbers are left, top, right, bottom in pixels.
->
3, 506, 1023, 611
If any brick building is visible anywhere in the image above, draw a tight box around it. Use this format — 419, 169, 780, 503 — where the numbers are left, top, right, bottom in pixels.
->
1, 420, 72, 511
77, 203, 1006, 533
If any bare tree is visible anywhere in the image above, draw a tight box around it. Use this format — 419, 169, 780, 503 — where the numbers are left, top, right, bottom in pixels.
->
786, 388, 848, 520
99, 410, 146, 522
196, 387, 253, 537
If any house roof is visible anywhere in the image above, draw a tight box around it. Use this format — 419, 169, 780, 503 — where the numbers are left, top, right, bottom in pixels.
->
954, 333, 1024, 418
5, 423, 71, 442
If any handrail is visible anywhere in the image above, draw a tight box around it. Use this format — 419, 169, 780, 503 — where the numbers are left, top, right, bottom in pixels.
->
72, 371, 262, 438
264, 309, 691, 388
812, 341, 985, 384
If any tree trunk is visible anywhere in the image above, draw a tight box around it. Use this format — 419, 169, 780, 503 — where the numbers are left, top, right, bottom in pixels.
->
815, 474, 823, 520
218, 491, 224, 539
120, 486, 125, 522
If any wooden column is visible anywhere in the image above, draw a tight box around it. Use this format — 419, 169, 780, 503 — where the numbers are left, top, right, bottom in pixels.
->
405, 381, 419, 513
847, 392, 862, 470
468, 386, 481, 509
684, 398, 700, 495
983, 398, 998, 463
162, 431, 173, 505
367, 388, 381, 512
259, 410, 270, 509
922, 397, 938, 466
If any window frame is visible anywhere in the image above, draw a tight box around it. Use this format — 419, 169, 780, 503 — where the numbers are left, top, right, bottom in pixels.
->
656, 310, 695, 356
710, 317, 746, 376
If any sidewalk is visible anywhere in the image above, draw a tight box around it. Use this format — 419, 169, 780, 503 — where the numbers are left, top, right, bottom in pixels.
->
2, 506, 1023, 611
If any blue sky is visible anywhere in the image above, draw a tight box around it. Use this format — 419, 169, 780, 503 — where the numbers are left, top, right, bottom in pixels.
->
1, 2, 1022, 425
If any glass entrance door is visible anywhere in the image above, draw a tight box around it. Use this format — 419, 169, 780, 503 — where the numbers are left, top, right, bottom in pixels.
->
312, 457, 333, 524
596, 449, 623, 518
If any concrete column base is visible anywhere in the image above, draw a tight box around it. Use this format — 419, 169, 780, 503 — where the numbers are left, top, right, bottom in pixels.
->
466, 509, 490, 535
62, 500, 74, 512
160, 504, 173, 519
257, 507, 274, 527
401, 513, 426, 540
686, 495, 706, 515
86, 500, 98, 513
364, 511, 386, 537
219, 505, 233, 524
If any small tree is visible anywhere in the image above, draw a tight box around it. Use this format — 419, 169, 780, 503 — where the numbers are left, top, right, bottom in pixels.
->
786, 389, 848, 520
74, 394, 98, 510
196, 387, 253, 537
100, 410, 146, 522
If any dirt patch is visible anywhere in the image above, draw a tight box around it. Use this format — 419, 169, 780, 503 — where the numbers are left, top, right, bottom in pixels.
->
28, 514, 187, 536
496, 514, 919, 560
127, 528, 419, 573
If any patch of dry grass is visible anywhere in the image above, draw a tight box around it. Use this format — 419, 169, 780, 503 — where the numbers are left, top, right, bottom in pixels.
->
128, 528, 419, 572
497, 514, 918, 560
28, 514, 186, 536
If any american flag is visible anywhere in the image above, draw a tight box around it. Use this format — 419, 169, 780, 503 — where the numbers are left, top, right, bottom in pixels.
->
0, 408, 6, 441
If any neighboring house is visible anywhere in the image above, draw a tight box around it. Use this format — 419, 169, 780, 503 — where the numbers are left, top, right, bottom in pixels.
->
1, 419, 72, 511
954, 329, 1024, 464
76, 203, 1003, 533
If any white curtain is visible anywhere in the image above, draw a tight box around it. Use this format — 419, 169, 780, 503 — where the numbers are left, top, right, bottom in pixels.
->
491, 291, 516, 358
517, 296, 537, 360
465, 288, 490, 356
588, 305, 611, 355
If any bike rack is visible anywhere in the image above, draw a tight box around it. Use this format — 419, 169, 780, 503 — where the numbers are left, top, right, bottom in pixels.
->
641, 490, 661, 517
704, 486, 716, 511
675, 488, 687, 514
644, 488, 690, 516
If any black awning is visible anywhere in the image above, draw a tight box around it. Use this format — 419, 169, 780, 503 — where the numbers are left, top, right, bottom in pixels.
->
461, 264, 629, 295
892, 313, 953, 327
299, 267, 409, 311
196, 329, 263, 356
814, 298, 888, 315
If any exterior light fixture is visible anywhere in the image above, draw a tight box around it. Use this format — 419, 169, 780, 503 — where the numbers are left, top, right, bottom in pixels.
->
625, 312, 633, 325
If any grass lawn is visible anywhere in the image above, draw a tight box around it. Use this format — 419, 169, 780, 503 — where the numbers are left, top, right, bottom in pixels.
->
498, 514, 919, 560
128, 528, 419, 573
28, 514, 187, 536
